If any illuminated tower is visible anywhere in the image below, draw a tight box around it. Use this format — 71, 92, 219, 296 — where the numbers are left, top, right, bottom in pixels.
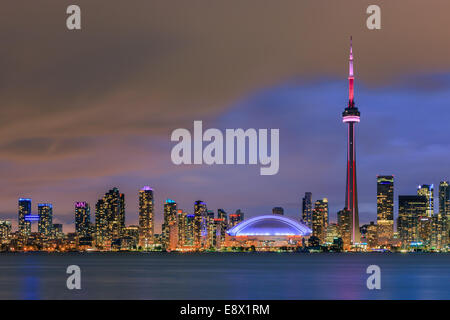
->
342, 37, 360, 244
18, 198, 32, 236
75, 201, 91, 237
138, 186, 154, 249
38, 203, 53, 237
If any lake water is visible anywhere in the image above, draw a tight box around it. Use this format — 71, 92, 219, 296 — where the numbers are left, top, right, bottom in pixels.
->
0, 252, 448, 300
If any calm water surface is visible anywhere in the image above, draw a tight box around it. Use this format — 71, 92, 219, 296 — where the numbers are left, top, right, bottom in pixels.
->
0, 252, 448, 299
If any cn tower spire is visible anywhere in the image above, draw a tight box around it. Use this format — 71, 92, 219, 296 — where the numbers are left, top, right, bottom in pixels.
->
342, 36, 360, 246
348, 36, 354, 107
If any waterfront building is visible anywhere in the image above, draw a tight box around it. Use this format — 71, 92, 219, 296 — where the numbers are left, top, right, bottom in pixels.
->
18, 198, 32, 237
38, 203, 53, 237
229, 209, 244, 228
377, 175, 394, 245
0, 220, 11, 243
138, 186, 154, 249
398, 195, 427, 248
366, 221, 378, 249
337, 208, 351, 249
431, 213, 448, 251
95, 187, 125, 249
312, 198, 328, 244
194, 200, 207, 248
75, 201, 90, 237
325, 223, 339, 244
302, 192, 313, 229
162, 199, 177, 248
417, 184, 434, 217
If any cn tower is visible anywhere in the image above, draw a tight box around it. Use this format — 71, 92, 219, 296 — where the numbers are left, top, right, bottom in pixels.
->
342, 36, 360, 244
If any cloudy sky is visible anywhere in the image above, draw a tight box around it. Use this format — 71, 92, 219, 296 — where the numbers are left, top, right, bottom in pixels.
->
2, 1, 450, 231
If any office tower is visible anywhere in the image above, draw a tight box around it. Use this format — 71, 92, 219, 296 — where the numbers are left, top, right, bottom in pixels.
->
325, 223, 339, 244
138, 186, 154, 249
177, 210, 186, 247
162, 199, 177, 248
0, 221, 11, 242
95, 187, 125, 249
417, 184, 434, 217
438, 181, 450, 240
18, 198, 32, 236
217, 209, 228, 245
338, 208, 351, 249
418, 216, 431, 248
205, 210, 215, 249
272, 207, 284, 215
431, 213, 448, 250
302, 192, 313, 228
185, 213, 195, 247
75, 202, 91, 237
194, 200, 207, 248
366, 221, 378, 248
38, 203, 53, 237
312, 198, 328, 244
229, 209, 244, 228
342, 37, 361, 244
123, 225, 139, 250
398, 195, 427, 248
377, 175, 394, 245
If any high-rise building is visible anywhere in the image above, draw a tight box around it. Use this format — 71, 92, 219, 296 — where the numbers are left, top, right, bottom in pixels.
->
194, 200, 207, 248
438, 181, 450, 240
377, 175, 394, 245
272, 207, 284, 215
162, 199, 177, 248
75, 202, 90, 237
138, 186, 154, 249
398, 195, 427, 248
337, 208, 351, 249
342, 37, 361, 244
366, 221, 378, 249
95, 187, 125, 249
18, 198, 32, 237
229, 209, 244, 228
38, 203, 53, 237
312, 198, 328, 244
0, 220, 11, 243
302, 192, 313, 228
417, 184, 434, 217
431, 212, 448, 251
325, 223, 339, 244
216, 209, 228, 246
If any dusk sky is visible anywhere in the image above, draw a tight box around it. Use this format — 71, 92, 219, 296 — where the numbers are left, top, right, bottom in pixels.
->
2, 1, 450, 232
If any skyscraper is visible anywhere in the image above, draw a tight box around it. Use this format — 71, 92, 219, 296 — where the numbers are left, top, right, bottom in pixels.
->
302, 192, 313, 228
377, 175, 394, 245
75, 201, 91, 237
229, 209, 244, 228
18, 198, 32, 237
342, 37, 360, 244
162, 199, 177, 248
337, 208, 351, 249
417, 184, 434, 217
398, 195, 427, 248
194, 200, 207, 248
38, 203, 53, 237
312, 198, 328, 244
438, 181, 450, 221
95, 187, 125, 249
138, 186, 154, 249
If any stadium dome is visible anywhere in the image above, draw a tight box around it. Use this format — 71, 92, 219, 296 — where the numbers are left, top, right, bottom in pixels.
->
227, 215, 312, 236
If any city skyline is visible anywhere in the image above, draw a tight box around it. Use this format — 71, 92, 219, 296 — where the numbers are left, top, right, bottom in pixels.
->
3, 3, 450, 234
